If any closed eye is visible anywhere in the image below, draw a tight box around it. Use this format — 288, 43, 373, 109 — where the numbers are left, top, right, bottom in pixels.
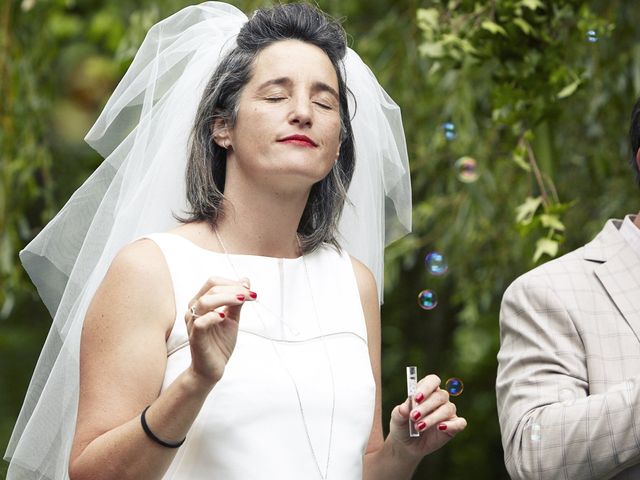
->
313, 101, 333, 110
265, 97, 286, 102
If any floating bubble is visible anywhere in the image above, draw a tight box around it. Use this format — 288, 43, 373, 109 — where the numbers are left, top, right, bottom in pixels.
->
454, 156, 480, 183
425, 252, 448, 276
558, 388, 575, 406
586, 29, 598, 43
445, 377, 464, 396
442, 121, 457, 140
530, 423, 541, 442
417, 289, 438, 310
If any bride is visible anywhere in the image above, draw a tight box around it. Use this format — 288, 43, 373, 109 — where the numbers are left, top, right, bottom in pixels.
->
5, 3, 466, 479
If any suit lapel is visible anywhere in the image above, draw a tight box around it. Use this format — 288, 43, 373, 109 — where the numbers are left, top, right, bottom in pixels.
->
589, 220, 640, 341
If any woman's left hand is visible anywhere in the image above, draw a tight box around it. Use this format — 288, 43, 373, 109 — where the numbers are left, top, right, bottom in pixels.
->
388, 374, 467, 459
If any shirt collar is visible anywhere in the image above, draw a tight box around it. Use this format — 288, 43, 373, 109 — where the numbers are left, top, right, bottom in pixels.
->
619, 214, 640, 258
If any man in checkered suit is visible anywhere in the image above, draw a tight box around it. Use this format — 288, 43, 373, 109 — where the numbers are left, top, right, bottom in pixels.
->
496, 100, 640, 479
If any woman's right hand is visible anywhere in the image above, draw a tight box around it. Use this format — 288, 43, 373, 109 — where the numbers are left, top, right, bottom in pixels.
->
185, 276, 256, 386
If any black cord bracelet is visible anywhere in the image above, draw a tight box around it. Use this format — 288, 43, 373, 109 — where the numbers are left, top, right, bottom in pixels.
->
140, 405, 186, 448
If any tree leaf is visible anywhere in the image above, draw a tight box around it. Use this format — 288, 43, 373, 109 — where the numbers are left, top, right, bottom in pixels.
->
540, 214, 565, 231
557, 78, 582, 99
533, 238, 559, 262
513, 18, 534, 35
417, 8, 440, 29
515, 196, 543, 224
520, 0, 545, 11
481, 20, 507, 37
512, 148, 531, 171
419, 41, 445, 58
459, 38, 478, 54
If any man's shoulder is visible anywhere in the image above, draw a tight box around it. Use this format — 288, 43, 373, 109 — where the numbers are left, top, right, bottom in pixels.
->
499, 246, 594, 319
505, 237, 604, 300
507, 219, 627, 292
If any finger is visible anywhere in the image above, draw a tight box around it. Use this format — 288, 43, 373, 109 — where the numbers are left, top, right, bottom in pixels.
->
436, 416, 467, 437
411, 387, 449, 421
204, 284, 258, 300
390, 397, 411, 429
188, 310, 228, 337
192, 276, 248, 300
225, 298, 249, 321
224, 278, 257, 319
417, 401, 457, 433
184, 302, 207, 327
184, 294, 233, 327
198, 285, 255, 305
203, 285, 251, 295
192, 310, 226, 329
415, 374, 441, 401
192, 290, 255, 317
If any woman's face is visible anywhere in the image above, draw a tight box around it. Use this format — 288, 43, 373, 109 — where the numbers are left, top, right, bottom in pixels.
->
224, 39, 342, 194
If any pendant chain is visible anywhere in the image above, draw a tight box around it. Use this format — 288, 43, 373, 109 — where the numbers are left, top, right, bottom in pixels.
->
214, 229, 335, 480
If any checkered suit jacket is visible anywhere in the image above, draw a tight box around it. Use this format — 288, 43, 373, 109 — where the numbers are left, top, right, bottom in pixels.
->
497, 219, 640, 479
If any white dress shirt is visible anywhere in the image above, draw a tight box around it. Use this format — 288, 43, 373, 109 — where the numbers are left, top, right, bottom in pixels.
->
619, 214, 640, 258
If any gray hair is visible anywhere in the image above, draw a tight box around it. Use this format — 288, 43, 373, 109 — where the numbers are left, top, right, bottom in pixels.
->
182, 2, 356, 252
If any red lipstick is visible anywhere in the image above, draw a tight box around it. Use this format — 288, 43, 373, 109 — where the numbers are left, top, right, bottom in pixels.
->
278, 134, 317, 147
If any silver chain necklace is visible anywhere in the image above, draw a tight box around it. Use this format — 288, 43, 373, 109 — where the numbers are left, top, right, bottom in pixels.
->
214, 229, 336, 480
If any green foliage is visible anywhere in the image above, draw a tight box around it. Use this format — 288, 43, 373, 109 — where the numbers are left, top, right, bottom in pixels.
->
2, 0, 639, 479
416, 0, 615, 262
381, 0, 636, 476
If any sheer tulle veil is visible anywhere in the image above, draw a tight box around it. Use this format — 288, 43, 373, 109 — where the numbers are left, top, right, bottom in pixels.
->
4, 2, 411, 478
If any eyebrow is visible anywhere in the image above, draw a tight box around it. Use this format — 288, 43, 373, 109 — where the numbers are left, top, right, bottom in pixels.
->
257, 77, 339, 100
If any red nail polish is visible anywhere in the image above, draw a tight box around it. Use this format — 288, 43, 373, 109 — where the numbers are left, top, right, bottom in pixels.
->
219, 312, 225, 318
438, 424, 447, 431
417, 421, 426, 431
411, 411, 421, 421
236, 294, 246, 301
249, 291, 257, 299
415, 392, 425, 403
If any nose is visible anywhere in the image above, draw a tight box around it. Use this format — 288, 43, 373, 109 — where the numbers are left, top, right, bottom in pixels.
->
288, 95, 313, 128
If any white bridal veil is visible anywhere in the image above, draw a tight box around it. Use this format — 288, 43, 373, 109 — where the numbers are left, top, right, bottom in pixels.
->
4, 2, 411, 478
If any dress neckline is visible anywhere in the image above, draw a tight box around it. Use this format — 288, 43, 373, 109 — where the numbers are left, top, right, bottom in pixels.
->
161, 232, 306, 262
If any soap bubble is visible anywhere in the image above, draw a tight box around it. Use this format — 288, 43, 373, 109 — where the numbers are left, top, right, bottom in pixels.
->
445, 377, 464, 396
425, 252, 448, 276
455, 156, 479, 183
417, 290, 437, 310
443, 121, 457, 140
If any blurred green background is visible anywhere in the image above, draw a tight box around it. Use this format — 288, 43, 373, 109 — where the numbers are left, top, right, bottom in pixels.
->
2, 0, 639, 478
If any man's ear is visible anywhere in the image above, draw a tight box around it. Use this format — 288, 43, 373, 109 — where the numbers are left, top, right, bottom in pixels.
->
212, 117, 231, 149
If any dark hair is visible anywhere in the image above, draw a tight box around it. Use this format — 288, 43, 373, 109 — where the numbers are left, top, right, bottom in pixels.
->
183, 2, 355, 252
629, 97, 640, 186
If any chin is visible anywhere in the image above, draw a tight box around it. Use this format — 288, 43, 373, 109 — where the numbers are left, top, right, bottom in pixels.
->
268, 168, 331, 194
276, 161, 333, 181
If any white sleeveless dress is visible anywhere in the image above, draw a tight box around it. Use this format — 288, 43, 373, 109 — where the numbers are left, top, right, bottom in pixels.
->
145, 233, 376, 480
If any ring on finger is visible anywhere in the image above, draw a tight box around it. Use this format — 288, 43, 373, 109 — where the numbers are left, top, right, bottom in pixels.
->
189, 305, 200, 320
